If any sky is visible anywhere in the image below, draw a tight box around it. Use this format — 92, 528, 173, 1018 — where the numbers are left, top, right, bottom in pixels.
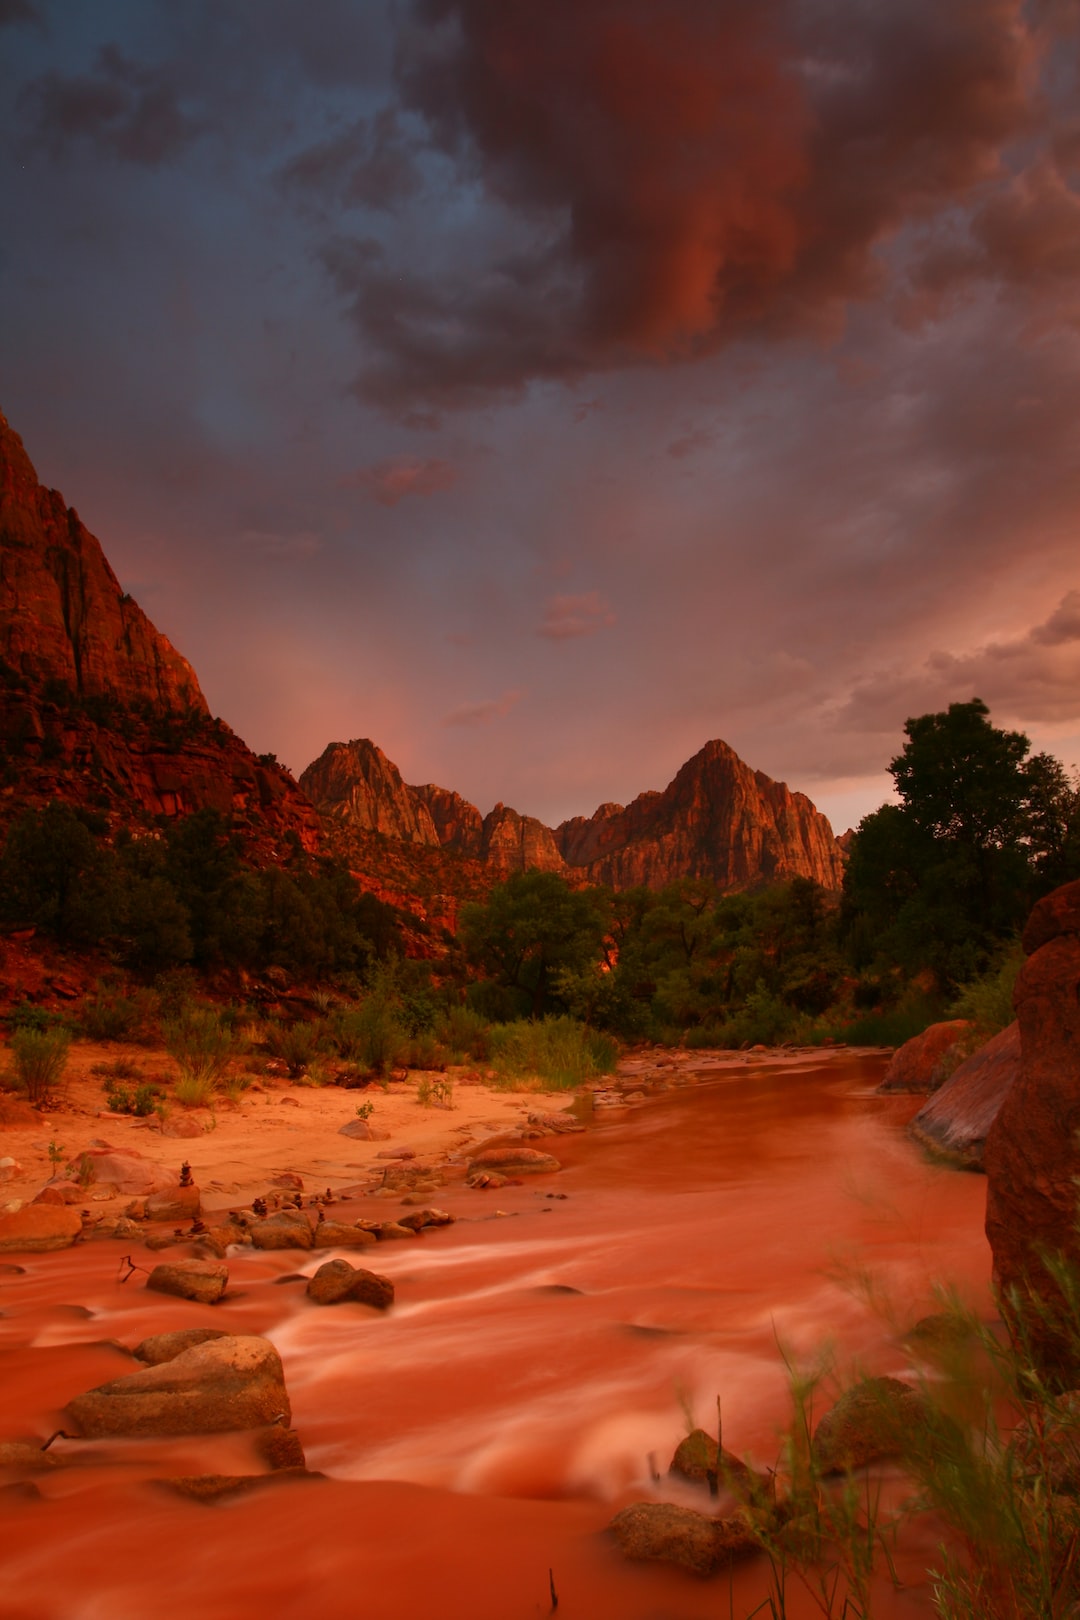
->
2, 0, 1080, 837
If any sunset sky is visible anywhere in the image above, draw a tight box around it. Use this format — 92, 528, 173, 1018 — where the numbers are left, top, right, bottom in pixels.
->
2, 0, 1079, 835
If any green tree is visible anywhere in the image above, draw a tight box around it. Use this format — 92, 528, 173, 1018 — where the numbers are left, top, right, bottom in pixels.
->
844, 698, 1078, 984
460, 871, 610, 1018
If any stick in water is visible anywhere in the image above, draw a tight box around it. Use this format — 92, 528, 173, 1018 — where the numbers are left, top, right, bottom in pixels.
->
548, 1568, 558, 1612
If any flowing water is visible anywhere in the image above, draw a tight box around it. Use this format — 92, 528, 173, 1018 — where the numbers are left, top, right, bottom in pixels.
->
0, 1053, 991, 1620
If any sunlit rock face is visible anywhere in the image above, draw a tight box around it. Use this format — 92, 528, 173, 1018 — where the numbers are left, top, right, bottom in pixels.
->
303, 735, 844, 893
0, 408, 320, 855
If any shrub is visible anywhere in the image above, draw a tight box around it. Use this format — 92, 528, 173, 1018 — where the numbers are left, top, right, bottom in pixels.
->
8, 1027, 71, 1105
489, 1016, 618, 1090
105, 1080, 162, 1116
7, 1000, 68, 1034
330, 1001, 407, 1075
163, 1007, 234, 1090
436, 1004, 491, 1061
949, 942, 1024, 1037
264, 1017, 326, 1077
174, 1074, 216, 1109
78, 987, 150, 1043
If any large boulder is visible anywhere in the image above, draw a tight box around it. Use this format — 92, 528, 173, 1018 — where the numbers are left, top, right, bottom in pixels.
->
608, 1502, 758, 1576
145, 1185, 202, 1222
0, 1205, 82, 1252
63, 1334, 290, 1437
64, 1146, 177, 1196
877, 1021, 974, 1093
250, 1211, 313, 1251
133, 1329, 230, 1365
909, 1021, 1020, 1169
985, 880, 1080, 1380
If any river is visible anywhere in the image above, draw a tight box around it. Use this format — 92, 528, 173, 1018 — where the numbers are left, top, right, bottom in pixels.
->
0, 1052, 991, 1620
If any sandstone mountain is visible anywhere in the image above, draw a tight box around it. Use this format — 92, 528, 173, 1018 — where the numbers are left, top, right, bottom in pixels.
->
301, 736, 845, 894
0, 409, 320, 858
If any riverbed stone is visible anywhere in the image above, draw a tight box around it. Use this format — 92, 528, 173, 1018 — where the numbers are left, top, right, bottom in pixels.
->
397, 1208, 455, 1232
306, 1259, 394, 1308
878, 1021, 974, 1093
133, 1328, 230, 1365
908, 1021, 1019, 1168
669, 1428, 754, 1494
146, 1259, 228, 1304
338, 1119, 391, 1140
309, 1220, 377, 1250
145, 1185, 202, 1223
250, 1211, 313, 1251
254, 1424, 307, 1471
0, 1442, 62, 1473
467, 1147, 561, 1175
64, 1334, 290, 1437
0, 1205, 82, 1252
608, 1502, 758, 1576
812, 1377, 930, 1472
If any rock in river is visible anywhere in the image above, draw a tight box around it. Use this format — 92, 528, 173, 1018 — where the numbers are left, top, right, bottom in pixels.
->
909, 1021, 1019, 1169
64, 1334, 290, 1437
146, 1259, 228, 1305
306, 1259, 394, 1308
608, 1502, 758, 1576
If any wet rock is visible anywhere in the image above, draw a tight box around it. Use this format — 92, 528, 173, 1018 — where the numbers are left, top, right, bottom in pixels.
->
909, 1022, 1020, 1169
254, 1425, 306, 1471
64, 1334, 290, 1436
306, 1259, 394, 1309
467, 1170, 512, 1190
669, 1428, 754, 1494
146, 1259, 228, 1305
145, 1185, 202, 1223
133, 1328, 231, 1365
193, 1223, 246, 1259
372, 1221, 418, 1241
397, 1208, 455, 1232
467, 1147, 560, 1175
159, 1468, 318, 1502
250, 1211, 313, 1251
608, 1501, 759, 1576
985, 880, 1080, 1380
338, 1119, 391, 1140
0, 1205, 82, 1252
309, 1220, 377, 1250
32, 1183, 81, 1206
878, 1021, 975, 1093
0, 1442, 61, 1473
527, 1112, 584, 1134
812, 1377, 931, 1473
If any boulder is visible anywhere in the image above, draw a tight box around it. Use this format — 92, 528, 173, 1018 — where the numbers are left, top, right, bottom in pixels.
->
607, 1502, 758, 1576
877, 1021, 974, 1093
160, 1115, 206, 1139
254, 1425, 306, 1471
250, 1212, 313, 1251
527, 1110, 585, 1135
909, 1021, 1020, 1168
65, 1147, 177, 1196
0, 1205, 82, 1252
146, 1259, 228, 1305
811, 1377, 930, 1473
33, 1182, 81, 1206
466, 1147, 561, 1175
63, 1334, 290, 1436
159, 1468, 318, 1501
372, 1221, 418, 1241
134, 1328, 230, 1365
145, 1185, 202, 1223
0, 1098, 45, 1129
306, 1259, 394, 1309
985, 880, 1080, 1380
310, 1220, 377, 1250
338, 1119, 391, 1141
397, 1208, 455, 1232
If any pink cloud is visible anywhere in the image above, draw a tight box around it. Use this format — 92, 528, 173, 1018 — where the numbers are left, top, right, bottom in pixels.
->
340, 455, 459, 507
441, 688, 522, 728
537, 591, 616, 641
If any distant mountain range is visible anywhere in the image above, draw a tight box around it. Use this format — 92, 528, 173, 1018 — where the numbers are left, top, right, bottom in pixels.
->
0, 408, 844, 933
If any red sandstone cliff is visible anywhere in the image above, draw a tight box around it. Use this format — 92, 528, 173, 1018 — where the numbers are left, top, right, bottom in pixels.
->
301, 736, 844, 894
0, 410, 320, 857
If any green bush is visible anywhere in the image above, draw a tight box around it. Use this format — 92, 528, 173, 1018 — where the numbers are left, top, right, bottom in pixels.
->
163, 1007, 234, 1089
436, 1004, 491, 1062
949, 942, 1023, 1037
78, 987, 151, 1043
105, 1080, 162, 1116
7, 1001, 68, 1034
489, 1016, 618, 1090
331, 1000, 407, 1075
8, 1027, 71, 1105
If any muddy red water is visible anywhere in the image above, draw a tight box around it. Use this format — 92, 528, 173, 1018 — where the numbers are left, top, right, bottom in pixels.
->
0, 1053, 991, 1620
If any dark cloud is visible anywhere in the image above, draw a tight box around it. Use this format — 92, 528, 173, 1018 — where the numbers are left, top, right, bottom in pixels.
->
19, 43, 204, 165
0, 0, 42, 28
322, 0, 1040, 411
278, 108, 423, 213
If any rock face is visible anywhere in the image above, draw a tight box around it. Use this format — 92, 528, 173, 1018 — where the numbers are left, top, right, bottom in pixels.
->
301, 735, 844, 895
64, 1334, 290, 1436
909, 1022, 1020, 1168
0, 409, 320, 856
878, 1021, 975, 1094
985, 880, 1080, 1379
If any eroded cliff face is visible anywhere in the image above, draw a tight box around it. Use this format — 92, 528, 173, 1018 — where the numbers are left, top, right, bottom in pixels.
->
300, 735, 844, 894
0, 410, 320, 857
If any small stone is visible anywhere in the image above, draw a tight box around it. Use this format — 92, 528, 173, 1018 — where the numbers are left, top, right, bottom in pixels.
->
397, 1208, 455, 1232
608, 1502, 758, 1576
338, 1120, 391, 1140
0, 1442, 61, 1473
467, 1148, 561, 1175
372, 1222, 418, 1241
272, 1172, 304, 1190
